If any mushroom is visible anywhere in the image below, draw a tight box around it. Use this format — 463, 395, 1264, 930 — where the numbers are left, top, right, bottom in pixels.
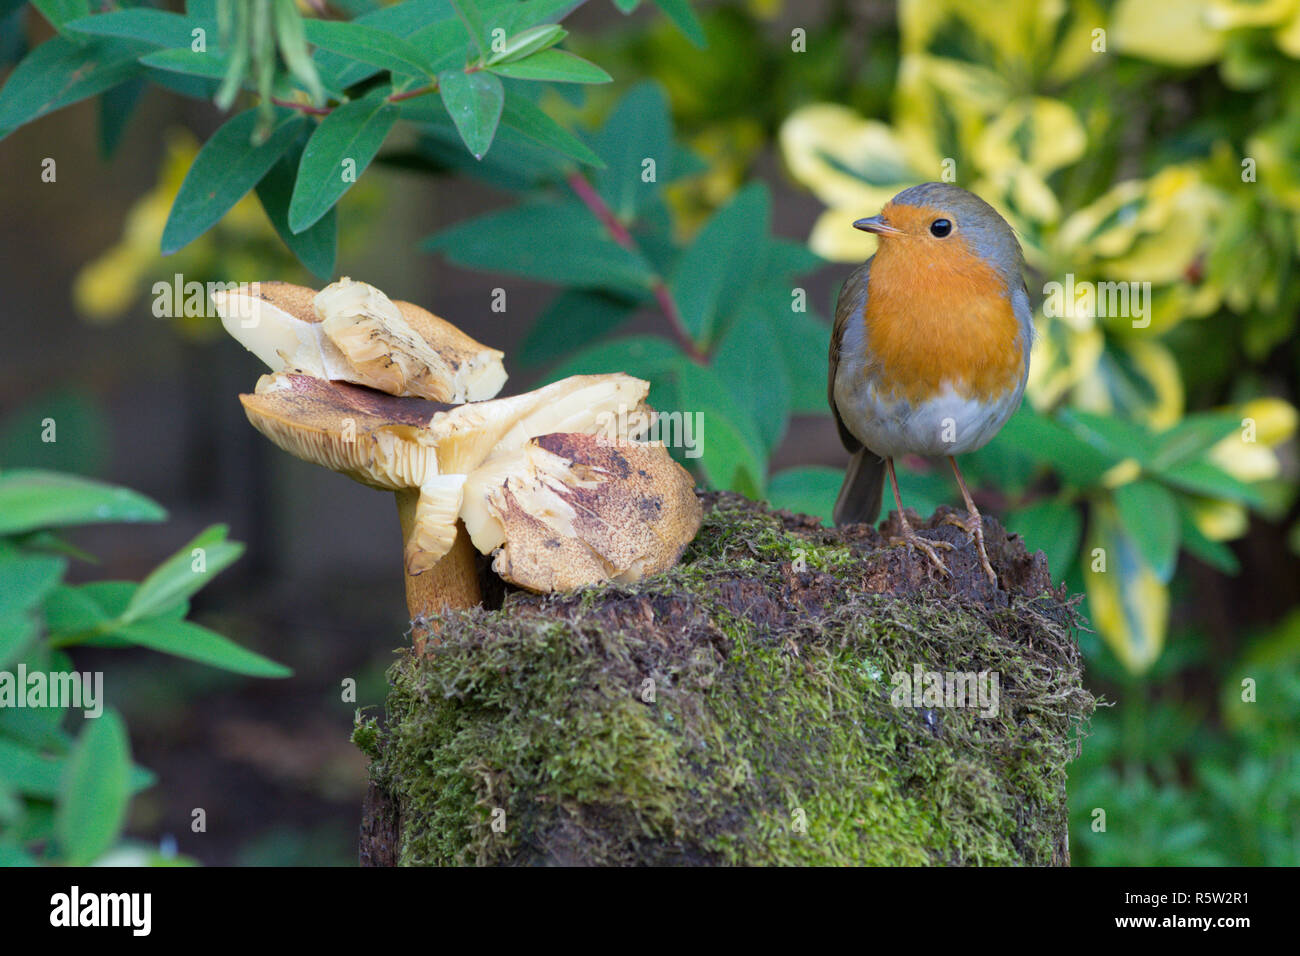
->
460, 432, 703, 592
220, 282, 702, 643
213, 278, 507, 403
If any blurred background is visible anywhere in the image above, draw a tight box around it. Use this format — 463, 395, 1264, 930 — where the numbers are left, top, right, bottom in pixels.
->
1, 0, 1298, 865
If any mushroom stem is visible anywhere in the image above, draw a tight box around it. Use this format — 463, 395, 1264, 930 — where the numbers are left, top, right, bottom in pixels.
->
394, 488, 482, 651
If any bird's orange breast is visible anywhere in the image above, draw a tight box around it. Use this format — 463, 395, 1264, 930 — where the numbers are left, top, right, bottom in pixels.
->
861, 237, 1024, 405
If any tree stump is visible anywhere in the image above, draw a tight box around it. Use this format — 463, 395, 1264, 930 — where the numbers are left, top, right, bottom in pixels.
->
354, 491, 1095, 865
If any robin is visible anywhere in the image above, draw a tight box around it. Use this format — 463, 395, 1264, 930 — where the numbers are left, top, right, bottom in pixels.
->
829, 182, 1031, 587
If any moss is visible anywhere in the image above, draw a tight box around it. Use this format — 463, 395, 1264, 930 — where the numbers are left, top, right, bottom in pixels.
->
360, 493, 1095, 866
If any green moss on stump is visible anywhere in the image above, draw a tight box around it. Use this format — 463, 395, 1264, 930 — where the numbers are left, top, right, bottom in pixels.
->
357, 492, 1095, 866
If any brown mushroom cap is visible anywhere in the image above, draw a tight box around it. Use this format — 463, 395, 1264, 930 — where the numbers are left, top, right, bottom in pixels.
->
213, 278, 506, 403
238, 372, 450, 490
461, 432, 703, 591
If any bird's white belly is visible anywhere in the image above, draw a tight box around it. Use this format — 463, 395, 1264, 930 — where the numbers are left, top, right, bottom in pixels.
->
837, 377, 1023, 458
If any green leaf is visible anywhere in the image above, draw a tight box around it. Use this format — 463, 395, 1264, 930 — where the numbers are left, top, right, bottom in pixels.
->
121, 525, 243, 625
112, 618, 291, 678
0, 35, 149, 140
710, 300, 791, 452
1059, 408, 1158, 464
272, 0, 324, 104
65, 9, 208, 48
690, 404, 764, 496
31, 0, 89, 34
489, 48, 611, 83
650, 0, 706, 47
765, 304, 832, 416
438, 68, 504, 159
161, 108, 306, 254
0, 552, 65, 620
304, 18, 437, 77
56, 711, 130, 865
499, 93, 603, 167
0, 390, 110, 475
0, 738, 64, 797
1084, 500, 1168, 674
0, 841, 36, 867
1151, 411, 1242, 471
1113, 480, 1180, 582
449, 0, 490, 58
48, 581, 182, 648
543, 334, 685, 386
314, 5, 453, 88
1006, 498, 1082, 580
671, 182, 770, 346
673, 359, 767, 495
256, 136, 338, 280
426, 200, 654, 290
1156, 459, 1265, 507
138, 47, 232, 79
0, 5, 27, 68
520, 290, 640, 367
288, 89, 397, 233
485, 23, 566, 65
41, 584, 111, 639
767, 466, 842, 525
0, 614, 39, 670
98, 74, 145, 158
996, 406, 1116, 488
492, 0, 585, 34
397, 106, 573, 189
0, 471, 165, 535
764, 237, 825, 278
593, 82, 671, 221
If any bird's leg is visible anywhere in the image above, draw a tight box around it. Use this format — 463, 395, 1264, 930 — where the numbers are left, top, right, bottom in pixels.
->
941, 456, 998, 589
885, 457, 952, 575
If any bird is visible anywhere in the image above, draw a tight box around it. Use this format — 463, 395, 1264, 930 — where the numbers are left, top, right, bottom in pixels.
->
828, 182, 1031, 588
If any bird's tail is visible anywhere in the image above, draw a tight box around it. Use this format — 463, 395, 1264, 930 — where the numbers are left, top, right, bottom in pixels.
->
833, 449, 886, 527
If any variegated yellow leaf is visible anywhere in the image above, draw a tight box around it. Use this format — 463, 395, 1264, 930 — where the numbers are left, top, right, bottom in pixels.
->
1084, 499, 1170, 673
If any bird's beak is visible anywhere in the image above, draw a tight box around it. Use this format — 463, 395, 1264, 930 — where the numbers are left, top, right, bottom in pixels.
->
853, 215, 903, 237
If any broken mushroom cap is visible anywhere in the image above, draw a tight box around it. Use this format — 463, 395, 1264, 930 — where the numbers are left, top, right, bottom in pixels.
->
237, 370, 699, 587
212, 277, 507, 403
461, 432, 702, 591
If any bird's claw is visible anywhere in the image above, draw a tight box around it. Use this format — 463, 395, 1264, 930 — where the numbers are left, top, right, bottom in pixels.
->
942, 511, 998, 590
888, 530, 954, 577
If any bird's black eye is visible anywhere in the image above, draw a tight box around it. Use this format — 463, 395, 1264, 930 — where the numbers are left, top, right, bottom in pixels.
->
930, 218, 952, 238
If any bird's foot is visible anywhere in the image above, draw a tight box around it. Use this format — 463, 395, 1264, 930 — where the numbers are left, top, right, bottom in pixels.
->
941, 511, 998, 589
888, 527, 954, 577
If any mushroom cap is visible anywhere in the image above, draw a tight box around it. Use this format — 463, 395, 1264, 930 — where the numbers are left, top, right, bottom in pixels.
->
315, 277, 508, 403
213, 278, 506, 403
461, 432, 703, 591
238, 372, 449, 491
238, 371, 663, 576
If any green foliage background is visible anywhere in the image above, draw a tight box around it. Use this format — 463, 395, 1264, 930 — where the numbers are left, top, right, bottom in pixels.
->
1, 0, 1298, 865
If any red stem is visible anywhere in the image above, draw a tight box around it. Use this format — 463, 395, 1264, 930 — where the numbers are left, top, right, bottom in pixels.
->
565, 171, 706, 364
270, 82, 438, 116
270, 96, 332, 115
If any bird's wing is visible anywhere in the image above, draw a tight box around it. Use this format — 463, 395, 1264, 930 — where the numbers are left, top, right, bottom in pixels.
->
829, 258, 872, 454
